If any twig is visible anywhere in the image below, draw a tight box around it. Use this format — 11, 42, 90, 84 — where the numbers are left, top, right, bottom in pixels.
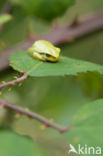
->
0, 72, 28, 91
0, 100, 71, 133
0, 11, 103, 71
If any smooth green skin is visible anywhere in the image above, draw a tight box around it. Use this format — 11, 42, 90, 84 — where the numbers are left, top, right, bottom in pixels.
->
28, 40, 61, 62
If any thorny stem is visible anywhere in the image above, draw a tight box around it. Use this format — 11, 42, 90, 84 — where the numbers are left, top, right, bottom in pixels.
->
0, 73, 71, 133
0, 72, 71, 133
0, 72, 28, 91
0, 100, 71, 133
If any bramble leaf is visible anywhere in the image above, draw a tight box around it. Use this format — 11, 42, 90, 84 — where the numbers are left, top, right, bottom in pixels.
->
9, 51, 103, 77
66, 99, 103, 155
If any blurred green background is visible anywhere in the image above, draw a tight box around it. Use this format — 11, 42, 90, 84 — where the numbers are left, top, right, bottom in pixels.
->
0, 0, 103, 155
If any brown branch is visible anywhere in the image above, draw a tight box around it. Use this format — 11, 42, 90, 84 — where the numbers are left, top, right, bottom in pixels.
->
0, 100, 71, 133
0, 11, 103, 71
0, 72, 28, 91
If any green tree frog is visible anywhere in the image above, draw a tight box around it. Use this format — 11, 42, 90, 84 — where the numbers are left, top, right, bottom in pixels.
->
28, 40, 61, 62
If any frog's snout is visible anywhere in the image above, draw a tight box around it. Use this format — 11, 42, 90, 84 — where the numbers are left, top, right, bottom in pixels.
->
28, 47, 34, 54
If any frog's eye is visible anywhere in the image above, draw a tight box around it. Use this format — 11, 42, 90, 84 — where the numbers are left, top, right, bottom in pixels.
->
28, 40, 61, 62
56, 48, 60, 51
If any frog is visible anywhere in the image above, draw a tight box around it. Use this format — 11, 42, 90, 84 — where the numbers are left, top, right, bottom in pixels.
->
28, 40, 61, 62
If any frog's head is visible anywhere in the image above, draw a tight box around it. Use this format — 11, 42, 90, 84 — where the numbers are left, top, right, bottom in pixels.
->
28, 40, 61, 62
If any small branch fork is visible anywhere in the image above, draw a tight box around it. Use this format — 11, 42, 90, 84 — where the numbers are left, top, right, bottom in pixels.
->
0, 72, 28, 91
0, 100, 71, 133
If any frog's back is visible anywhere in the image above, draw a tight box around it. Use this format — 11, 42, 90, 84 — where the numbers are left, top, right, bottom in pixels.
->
33, 40, 60, 57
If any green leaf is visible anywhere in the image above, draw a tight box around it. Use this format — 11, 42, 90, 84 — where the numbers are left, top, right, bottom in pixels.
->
66, 99, 103, 156
9, 51, 103, 77
9, 0, 75, 21
0, 130, 46, 156
0, 14, 12, 25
